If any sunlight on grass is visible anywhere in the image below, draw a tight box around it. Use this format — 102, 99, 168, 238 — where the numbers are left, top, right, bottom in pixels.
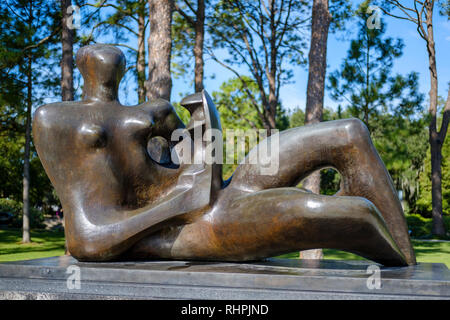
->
0, 229, 65, 262
277, 241, 450, 267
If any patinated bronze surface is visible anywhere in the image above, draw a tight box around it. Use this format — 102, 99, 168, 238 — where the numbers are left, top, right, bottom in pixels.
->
33, 44, 416, 266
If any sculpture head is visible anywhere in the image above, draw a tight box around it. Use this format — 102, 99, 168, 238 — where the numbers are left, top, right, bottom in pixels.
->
76, 44, 126, 102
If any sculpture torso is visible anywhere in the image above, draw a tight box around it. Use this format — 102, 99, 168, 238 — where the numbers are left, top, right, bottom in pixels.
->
34, 99, 184, 216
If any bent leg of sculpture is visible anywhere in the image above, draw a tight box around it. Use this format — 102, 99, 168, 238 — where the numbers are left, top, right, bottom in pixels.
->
128, 118, 413, 266
128, 188, 406, 266
224, 118, 415, 265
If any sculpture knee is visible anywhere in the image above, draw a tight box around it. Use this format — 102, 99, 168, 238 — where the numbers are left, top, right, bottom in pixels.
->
342, 118, 371, 145
353, 197, 391, 235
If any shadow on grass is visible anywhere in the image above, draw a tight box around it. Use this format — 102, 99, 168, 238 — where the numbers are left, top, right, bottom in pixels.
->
276, 249, 365, 261
411, 240, 450, 255
0, 228, 65, 258
0, 244, 65, 255
0, 228, 64, 240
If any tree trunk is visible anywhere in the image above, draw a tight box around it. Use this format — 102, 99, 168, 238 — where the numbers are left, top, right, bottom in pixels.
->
194, 0, 205, 92
430, 137, 445, 235
137, 0, 147, 103
61, 0, 74, 253
267, 0, 278, 130
61, 0, 74, 101
146, 0, 173, 101
425, 3, 446, 236
304, 0, 330, 125
300, 0, 331, 259
23, 53, 32, 244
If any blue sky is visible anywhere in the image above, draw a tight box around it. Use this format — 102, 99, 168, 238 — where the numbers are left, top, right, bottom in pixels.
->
70, 1, 450, 115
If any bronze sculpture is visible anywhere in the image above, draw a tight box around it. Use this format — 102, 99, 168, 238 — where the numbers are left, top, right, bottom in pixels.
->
33, 44, 416, 266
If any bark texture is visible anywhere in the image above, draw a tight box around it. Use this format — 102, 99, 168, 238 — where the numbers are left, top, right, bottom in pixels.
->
61, 0, 74, 101
137, 0, 147, 102
146, 0, 173, 101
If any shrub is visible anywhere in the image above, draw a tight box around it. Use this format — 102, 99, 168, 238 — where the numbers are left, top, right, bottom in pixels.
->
406, 214, 450, 239
0, 198, 44, 229
406, 214, 432, 238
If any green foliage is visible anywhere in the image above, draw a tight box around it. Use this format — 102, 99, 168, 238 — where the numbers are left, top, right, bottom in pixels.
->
212, 76, 263, 131
371, 114, 429, 212
288, 107, 305, 128
319, 168, 341, 195
406, 214, 433, 238
212, 76, 263, 179
416, 128, 450, 217
0, 198, 44, 229
406, 214, 450, 239
329, 0, 353, 32
0, 1, 62, 218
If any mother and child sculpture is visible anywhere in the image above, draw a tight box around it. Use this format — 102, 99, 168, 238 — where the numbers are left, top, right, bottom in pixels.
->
33, 44, 416, 266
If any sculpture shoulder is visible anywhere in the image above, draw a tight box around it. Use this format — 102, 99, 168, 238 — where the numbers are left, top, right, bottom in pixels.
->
139, 98, 176, 118
33, 101, 80, 128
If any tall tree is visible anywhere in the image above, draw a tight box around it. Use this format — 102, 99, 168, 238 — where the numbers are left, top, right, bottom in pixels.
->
61, 0, 74, 101
209, 0, 310, 130
304, 0, 331, 129
417, 107, 450, 218
0, 1, 57, 218
301, 0, 350, 259
137, 0, 147, 102
328, 5, 423, 132
300, 0, 331, 260
173, 0, 205, 92
146, 0, 173, 101
61, 0, 74, 254
2, 0, 61, 242
379, 0, 449, 236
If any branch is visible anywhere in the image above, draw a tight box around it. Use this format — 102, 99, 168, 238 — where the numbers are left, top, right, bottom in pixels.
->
6, 1, 28, 23
174, 3, 196, 26
276, 0, 294, 49
378, 6, 418, 23
23, 24, 62, 51
206, 47, 267, 124
241, 31, 269, 107
113, 22, 139, 37
182, 0, 197, 15
102, 43, 138, 52
84, 2, 138, 21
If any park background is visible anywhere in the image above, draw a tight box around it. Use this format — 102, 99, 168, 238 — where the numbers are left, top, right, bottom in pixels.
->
0, 0, 449, 265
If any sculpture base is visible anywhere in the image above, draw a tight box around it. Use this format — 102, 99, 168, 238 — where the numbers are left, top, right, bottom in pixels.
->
0, 256, 449, 300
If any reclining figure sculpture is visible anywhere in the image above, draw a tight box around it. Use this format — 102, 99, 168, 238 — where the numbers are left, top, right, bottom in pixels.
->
33, 44, 416, 266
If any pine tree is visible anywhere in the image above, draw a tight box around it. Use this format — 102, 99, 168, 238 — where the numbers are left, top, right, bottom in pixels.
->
0, 0, 61, 242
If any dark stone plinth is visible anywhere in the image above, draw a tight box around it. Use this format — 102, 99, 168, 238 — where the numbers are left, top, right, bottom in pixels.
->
0, 256, 449, 300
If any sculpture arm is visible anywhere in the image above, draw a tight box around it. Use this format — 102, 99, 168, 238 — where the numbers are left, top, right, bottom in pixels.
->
67, 184, 199, 261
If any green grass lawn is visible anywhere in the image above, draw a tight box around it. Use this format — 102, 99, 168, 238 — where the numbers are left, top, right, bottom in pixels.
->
1, 228, 449, 267
0, 228, 65, 262
278, 240, 450, 267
